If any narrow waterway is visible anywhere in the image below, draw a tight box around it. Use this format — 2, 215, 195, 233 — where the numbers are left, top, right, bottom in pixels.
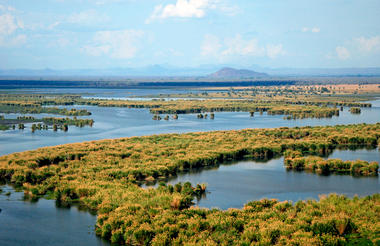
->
146, 148, 380, 209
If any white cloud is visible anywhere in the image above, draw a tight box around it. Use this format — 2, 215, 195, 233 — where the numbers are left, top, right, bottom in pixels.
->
46, 9, 109, 31
218, 4, 239, 16
336, 46, 350, 60
311, 27, 320, 33
146, 0, 237, 23
302, 27, 320, 33
222, 34, 265, 56
148, 0, 212, 22
0, 13, 20, 35
0, 4, 16, 12
356, 36, 380, 53
82, 29, 144, 59
8, 34, 26, 45
0, 34, 26, 47
201, 34, 222, 56
329, 36, 380, 61
68, 9, 109, 25
0, 13, 26, 46
266, 44, 286, 59
48, 21, 61, 30
201, 34, 285, 60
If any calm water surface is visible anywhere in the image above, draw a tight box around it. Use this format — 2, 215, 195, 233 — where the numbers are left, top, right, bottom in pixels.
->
0, 88, 205, 98
0, 186, 109, 246
149, 149, 380, 209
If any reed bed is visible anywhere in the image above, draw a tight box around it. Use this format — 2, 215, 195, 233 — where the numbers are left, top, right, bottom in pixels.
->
0, 123, 380, 244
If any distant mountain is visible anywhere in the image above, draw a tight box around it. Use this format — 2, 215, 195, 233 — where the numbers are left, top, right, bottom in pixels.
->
208, 67, 269, 78
1, 65, 380, 78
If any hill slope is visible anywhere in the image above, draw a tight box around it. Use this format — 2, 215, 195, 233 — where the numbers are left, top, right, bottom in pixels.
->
209, 67, 269, 78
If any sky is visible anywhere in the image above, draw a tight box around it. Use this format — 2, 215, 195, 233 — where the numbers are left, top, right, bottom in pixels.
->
0, 0, 380, 70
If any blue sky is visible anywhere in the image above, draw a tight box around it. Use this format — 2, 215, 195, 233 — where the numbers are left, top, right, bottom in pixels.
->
1, 0, 379, 69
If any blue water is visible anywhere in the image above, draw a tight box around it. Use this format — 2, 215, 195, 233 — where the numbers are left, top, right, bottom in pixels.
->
0, 186, 109, 246
148, 148, 380, 209
1, 99, 380, 156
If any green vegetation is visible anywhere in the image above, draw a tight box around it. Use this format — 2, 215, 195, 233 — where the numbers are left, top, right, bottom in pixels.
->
31, 123, 48, 133
138, 84, 380, 101
0, 123, 379, 244
152, 114, 161, 120
0, 101, 91, 116
0, 116, 94, 131
350, 107, 361, 114
84, 99, 343, 120
0, 124, 9, 130
41, 117, 94, 127
268, 106, 340, 120
284, 151, 379, 176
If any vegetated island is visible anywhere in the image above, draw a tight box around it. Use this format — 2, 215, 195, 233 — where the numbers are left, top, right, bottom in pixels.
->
0, 92, 373, 123
137, 83, 380, 99
0, 115, 94, 131
0, 102, 91, 116
0, 123, 379, 245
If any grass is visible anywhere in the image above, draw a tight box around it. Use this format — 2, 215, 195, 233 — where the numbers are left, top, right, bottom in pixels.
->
284, 150, 379, 176
0, 124, 9, 131
0, 103, 91, 116
350, 107, 361, 114
0, 123, 379, 244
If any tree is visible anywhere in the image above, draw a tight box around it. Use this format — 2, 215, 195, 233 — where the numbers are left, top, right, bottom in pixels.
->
31, 124, 36, 133
350, 107, 361, 114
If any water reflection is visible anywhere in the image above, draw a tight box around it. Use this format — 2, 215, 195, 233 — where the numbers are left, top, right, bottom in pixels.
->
0, 185, 109, 246
146, 148, 379, 210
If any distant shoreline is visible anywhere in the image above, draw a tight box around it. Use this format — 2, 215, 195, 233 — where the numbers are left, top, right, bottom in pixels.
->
1, 77, 380, 88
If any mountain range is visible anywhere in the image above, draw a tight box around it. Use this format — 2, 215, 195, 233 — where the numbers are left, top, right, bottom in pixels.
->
1, 65, 380, 77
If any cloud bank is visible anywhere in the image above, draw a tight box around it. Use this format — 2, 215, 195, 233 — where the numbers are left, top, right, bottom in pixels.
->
81, 29, 144, 59
201, 34, 285, 60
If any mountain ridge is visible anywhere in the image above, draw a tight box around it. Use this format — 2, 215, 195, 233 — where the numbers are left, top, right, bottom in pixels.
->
208, 67, 269, 78
1, 65, 380, 77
